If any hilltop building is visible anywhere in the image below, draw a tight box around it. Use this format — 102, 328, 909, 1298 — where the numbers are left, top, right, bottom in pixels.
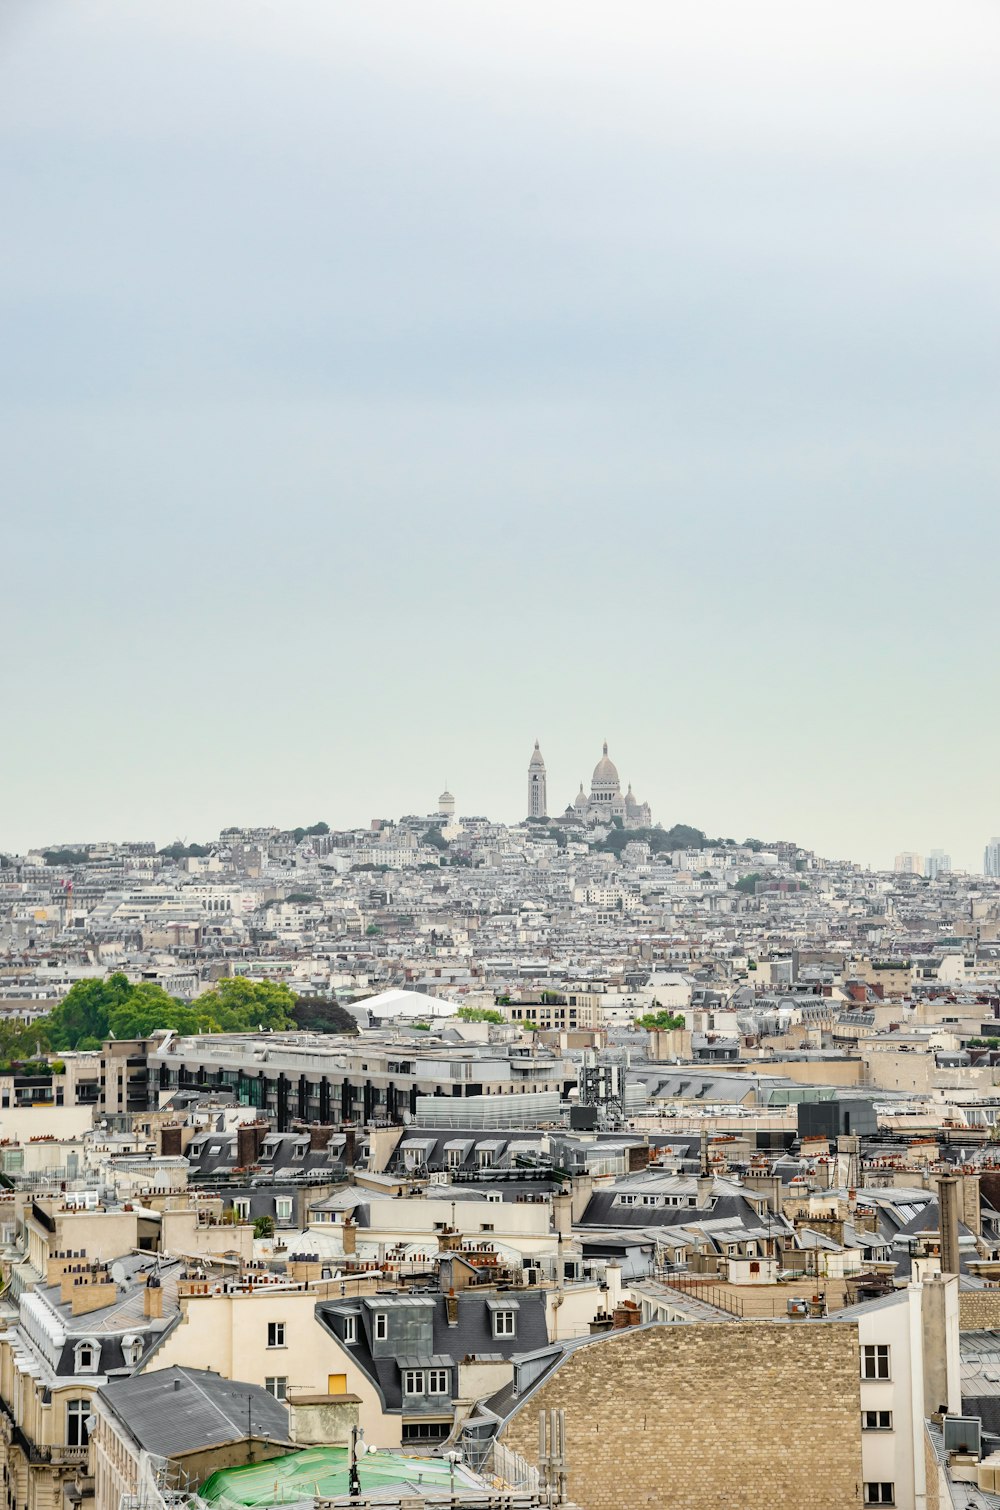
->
568, 743, 652, 829
527, 741, 547, 819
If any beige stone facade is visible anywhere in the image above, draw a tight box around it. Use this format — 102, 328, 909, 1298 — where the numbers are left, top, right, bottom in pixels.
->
500, 1321, 864, 1510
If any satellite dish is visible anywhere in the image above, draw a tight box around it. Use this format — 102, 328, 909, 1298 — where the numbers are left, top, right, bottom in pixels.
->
110, 1262, 126, 1285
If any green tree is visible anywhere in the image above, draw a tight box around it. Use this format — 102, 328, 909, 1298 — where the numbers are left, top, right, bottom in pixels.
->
422, 827, 449, 852
734, 873, 762, 894
107, 984, 212, 1040
253, 1215, 275, 1238
292, 997, 359, 1035
456, 1006, 505, 1024
191, 977, 297, 1032
45, 974, 135, 1049
634, 1010, 686, 1031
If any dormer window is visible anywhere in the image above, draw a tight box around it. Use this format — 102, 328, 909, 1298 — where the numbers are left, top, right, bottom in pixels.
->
74, 1339, 101, 1374
493, 1309, 515, 1338
344, 1315, 357, 1344
122, 1335, 143, 1368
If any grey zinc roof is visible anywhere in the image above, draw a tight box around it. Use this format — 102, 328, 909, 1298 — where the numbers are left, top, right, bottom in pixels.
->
98, 1367, 292, 1457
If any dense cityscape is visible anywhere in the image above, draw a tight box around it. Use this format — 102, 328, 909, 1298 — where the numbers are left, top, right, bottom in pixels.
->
0, 743, 1000, 1506
5, 0, 993, 1504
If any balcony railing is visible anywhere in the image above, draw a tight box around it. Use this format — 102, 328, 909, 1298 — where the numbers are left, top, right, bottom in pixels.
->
50, 1444, 90, 1465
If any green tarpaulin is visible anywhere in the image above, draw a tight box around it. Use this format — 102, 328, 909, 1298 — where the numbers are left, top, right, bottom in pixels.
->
201, 1446, 457, 1507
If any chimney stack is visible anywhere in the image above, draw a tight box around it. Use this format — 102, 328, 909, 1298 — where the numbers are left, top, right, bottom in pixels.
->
938, 1176, 961, 1277
144, 1275, 164, 1319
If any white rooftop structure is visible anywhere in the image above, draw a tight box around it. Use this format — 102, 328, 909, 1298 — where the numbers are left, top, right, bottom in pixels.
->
363, 988, 458, 1021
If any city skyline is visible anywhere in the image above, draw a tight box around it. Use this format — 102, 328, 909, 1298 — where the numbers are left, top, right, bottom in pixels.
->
1, 729, 995, 878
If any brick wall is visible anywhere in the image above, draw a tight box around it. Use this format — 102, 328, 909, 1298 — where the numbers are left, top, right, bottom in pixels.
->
500, 1321, 863, 1510
959, 1291, 1000, 1331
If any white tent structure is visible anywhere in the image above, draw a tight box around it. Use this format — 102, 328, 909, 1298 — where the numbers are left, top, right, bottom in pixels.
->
362, 988, 458, 1021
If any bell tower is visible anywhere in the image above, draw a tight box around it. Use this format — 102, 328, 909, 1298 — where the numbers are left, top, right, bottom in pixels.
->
527, 740, 547, 819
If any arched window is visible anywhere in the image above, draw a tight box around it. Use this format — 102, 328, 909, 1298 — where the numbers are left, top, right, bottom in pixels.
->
73, 1339, 101, 1374
121, 1335, 143, 1368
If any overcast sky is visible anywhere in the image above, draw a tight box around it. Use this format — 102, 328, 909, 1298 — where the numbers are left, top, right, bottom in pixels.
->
2, 1, 998, 867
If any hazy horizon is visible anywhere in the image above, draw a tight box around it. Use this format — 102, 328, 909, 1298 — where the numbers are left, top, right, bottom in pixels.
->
3, 2, 998, 871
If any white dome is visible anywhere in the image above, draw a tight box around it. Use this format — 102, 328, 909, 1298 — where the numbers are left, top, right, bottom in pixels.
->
591, 742, 620, 787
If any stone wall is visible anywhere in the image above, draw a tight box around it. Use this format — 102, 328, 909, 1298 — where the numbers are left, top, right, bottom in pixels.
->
959, 1290, 1000, 1331
500, 1321, 863, 1510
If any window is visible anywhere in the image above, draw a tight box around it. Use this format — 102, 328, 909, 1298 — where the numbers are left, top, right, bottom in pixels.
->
864, 1485, 894, 1506
403, 1370, 425, 1395
618, 1194, 637, 1206
265, 1377, 287, 1401
477, 1150, 494, 1168
402, 1421, 450, 1443
863, 1412, 893, 1432
374, 1312, 388, 1341
74, 1340, 100, 1375
861, 1345, 890, 1379
275, 1198, 293, 1223
66, 1400, 90, 1448
122, 1336, 143, 1368
445, 1148, 462, 1169
427, 1369, 449, 1395
642, 1196, 659, 1207
343, 1315, 357, 1344
267, 1322, 285, 1348
233, 1199, 251, 1220
493, 1310, 516, 1338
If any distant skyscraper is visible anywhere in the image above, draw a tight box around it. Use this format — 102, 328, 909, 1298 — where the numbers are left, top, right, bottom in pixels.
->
893, 852, 923, 876
527, 741, 547, 818
985, 839, 1000, 878
925, 850, 951, 880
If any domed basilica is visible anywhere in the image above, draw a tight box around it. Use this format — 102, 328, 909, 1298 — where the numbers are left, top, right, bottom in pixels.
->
525, 741, 652, 829
571, 742, 652, 828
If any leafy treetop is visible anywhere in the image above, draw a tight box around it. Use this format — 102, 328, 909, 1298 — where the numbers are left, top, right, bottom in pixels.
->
634, 1010, 687, 1031
44, 973, 298, 1049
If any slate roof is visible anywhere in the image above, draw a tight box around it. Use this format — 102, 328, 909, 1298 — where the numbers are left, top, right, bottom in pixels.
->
315, 1289, 549, 1412
98, 1366, 292, 1457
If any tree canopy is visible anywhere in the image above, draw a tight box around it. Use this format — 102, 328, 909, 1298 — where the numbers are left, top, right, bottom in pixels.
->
292, 996, 359, 1035
456, 1005, 505, 1024
289, 822, 331, 842
44, 973, 299, 1048
634, 1010, 686, 1030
